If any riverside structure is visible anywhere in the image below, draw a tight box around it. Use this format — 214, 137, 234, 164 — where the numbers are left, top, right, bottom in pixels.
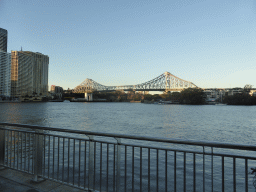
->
1, 122, 256, 192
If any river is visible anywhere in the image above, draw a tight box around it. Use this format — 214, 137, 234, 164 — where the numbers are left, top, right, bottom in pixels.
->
1, 102, 255, 144
1, 102, 256, 191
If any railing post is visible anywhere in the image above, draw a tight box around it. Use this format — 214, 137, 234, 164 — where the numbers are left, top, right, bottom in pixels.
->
115, 138, 121, 192
88, 135, 94, 190
0, 128, 5, 167
32, 129, 44, 183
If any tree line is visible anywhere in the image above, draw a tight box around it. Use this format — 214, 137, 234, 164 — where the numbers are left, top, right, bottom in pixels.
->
64, 87, 256, 105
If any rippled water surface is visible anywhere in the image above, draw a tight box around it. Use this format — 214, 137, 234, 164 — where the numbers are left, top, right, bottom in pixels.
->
1, 102, 256, 144
1, 102, 256, 191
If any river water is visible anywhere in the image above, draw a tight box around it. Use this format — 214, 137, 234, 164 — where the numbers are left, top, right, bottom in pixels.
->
1, 102, 255, 144
1, 102, 256, 191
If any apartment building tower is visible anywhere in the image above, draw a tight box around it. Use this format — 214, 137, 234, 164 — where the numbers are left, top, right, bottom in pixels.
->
0, 51, 11, 96
11, 51, 49, 97
0, 28, 11, 97
0, 28, 7, 52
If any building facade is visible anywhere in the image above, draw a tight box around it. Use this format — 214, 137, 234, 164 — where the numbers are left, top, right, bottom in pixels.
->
0, 28, 7, 52
50, 85, 63, 99
24, 51, 49, 96
11, 51, 33, 97
11, 51, 49, 97
0, 51, 11, 96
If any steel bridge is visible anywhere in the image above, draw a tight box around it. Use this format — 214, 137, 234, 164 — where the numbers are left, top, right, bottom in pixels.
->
73, 72, 197, 93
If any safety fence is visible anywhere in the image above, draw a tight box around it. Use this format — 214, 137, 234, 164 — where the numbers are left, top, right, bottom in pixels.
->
0, 122, 256, 191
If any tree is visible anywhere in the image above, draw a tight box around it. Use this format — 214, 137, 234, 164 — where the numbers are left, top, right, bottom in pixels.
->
171, 92, 181, 101
180, 88, 205, 104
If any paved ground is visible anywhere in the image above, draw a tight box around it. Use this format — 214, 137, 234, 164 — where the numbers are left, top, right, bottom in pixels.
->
0, 168, 90, 192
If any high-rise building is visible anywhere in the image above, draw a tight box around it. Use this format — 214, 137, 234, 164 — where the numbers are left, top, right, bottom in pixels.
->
11, 51, 33, 97
0, 28, 11, 97
0, 28, 7, 52
11, 51, 49, 97
0, 51, 11, 96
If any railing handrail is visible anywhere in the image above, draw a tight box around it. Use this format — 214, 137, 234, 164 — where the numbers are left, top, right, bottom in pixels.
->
1, 122, 255, 151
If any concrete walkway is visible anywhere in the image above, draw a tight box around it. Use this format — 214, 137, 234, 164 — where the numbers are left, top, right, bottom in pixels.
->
0, 168, 89, 192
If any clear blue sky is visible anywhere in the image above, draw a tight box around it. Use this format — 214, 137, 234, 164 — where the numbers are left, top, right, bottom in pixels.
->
1, 0, 256, 90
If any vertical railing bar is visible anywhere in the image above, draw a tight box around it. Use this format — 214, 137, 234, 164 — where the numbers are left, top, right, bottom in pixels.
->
17, 132, 19, 170
156, 149, 159, 192
26, 132, 28, 173
7, 130, 9, 167
62, 138, 65, 182
88, 136, 94, 190
222, 156, 224, 192
106, 143, 109, 192
32, 133, 36, 175
11, 131, 13, 168
32, 133, 35, 176
31, 133, 33, 174
57, 137, 60, 181
20, 132, 22, 170
84, 140, 87, 189
9, 130, 11, 168
43, 135, 45, 176
53, 136, 55, 179
21, 131, 23, 170
100, 142, 102, 192
78, 139, 81, 187
94, 141, 96, 191
184, 152, 186, 192
132, 146, 134, 192
125, 145, 127, 192
32, 133, 34, 173
1, 129, 5, 167
140, 147, 142, 192
148, 148, 150, 192
68, 138, 70, 184
203, 146, 205, 192
48, 135, 50, 178
233, 157, 236, 192
28, 133, 30, 173
22, 132, 24, 171
193, 153, 196, 192
21, 132, 23, 171
116, 138, 121, 192
245, 158, 248, 192
174, 151, 176, 192
18, 132, 20, 170
24, 132, 26, 171
211, 147, 213, 192
113, 143, 115, 192
14, 131, 16, 169
73, 139, 75, 186
165, 150, 167, 192
20, 131, 22, 169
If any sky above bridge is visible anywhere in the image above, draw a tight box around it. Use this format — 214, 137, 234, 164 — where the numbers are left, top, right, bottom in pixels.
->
1, 0, 256, 90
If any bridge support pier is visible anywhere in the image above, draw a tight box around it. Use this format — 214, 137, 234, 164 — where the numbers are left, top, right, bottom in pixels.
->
84, 93, 93, 101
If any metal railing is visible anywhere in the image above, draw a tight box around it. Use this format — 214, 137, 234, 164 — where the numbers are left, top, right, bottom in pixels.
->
1, 122, 256, 191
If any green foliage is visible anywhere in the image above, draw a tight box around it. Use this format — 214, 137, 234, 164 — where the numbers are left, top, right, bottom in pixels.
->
223, 93, 256, 105
180, 88, 205, 104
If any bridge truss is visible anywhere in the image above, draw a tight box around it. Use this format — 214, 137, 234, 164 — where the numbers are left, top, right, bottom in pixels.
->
73, 72, 197, 93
